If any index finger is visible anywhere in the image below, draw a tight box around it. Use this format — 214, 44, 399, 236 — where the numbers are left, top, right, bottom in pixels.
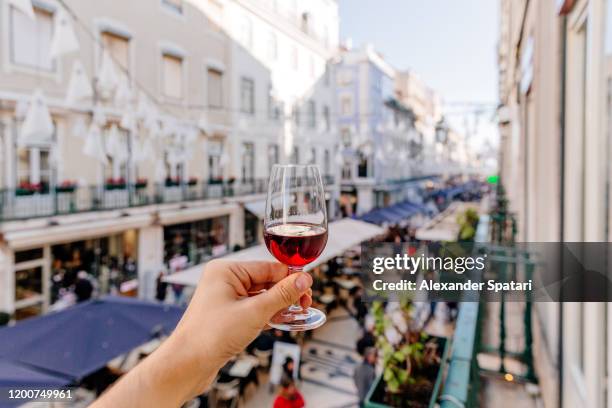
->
228, 260, 289, 288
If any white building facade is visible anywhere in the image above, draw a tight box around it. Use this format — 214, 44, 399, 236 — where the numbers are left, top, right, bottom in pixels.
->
0, 0, 339, 320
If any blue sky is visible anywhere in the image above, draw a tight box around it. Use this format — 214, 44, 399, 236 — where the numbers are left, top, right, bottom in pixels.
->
339, 0, 500, 146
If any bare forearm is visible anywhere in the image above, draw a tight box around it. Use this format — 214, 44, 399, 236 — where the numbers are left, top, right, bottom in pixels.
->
91, 330, 223, 408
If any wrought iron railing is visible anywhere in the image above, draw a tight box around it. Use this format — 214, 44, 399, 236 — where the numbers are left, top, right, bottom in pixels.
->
0, 176, 336, 221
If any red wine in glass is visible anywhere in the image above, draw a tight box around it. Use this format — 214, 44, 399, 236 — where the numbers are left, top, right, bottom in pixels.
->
264, 223, 328, 267
264, 164, 328, 331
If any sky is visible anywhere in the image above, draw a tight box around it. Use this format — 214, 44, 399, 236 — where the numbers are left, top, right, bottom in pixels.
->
339, 0, 500, 147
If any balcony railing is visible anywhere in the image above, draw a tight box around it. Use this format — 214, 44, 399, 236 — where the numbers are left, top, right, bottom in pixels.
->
0, 176, 336, 222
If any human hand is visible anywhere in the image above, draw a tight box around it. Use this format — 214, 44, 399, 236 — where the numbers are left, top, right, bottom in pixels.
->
91, 260, 313, 408
176, 259, 313, 369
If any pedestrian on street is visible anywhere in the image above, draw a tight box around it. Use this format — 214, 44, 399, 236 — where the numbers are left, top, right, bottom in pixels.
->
155, 272, 168, 302
273, 377, 305, 408
353, 347, 377, 407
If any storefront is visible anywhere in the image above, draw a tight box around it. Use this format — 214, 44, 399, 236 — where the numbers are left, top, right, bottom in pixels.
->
50, 230, 139, 304
163, 215, 229, 267
8, 229, 139, 321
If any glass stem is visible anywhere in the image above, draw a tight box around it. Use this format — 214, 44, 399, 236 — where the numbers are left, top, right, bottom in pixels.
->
288, 266, 304, 312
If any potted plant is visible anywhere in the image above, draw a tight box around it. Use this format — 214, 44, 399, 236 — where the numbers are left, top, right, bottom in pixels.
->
105, 177, 127, 190
135, 178, 148, 189
56, 180, 77, 193
456, 208, 479, 242
364, 300, 449, 408
187, 177, 198, 186
16, 181, 41, 196
165, 177, 180, 187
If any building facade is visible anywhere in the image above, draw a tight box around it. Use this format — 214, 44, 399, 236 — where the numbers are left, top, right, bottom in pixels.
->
497, 0, 612, 407
0, 0, 339, 320
334, 45, 423, 216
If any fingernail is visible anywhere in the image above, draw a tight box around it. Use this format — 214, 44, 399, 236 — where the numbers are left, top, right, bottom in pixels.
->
295, 274, 310, 291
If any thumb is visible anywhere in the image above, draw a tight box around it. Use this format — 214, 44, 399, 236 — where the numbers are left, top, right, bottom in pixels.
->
249, 272, 313, 319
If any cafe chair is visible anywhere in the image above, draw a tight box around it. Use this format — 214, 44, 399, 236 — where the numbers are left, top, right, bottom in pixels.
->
253, 348, 272, 370
211, 378, 240, 408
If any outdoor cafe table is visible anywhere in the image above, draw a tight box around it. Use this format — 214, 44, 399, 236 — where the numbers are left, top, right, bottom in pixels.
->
219, 355, 259, 395
228, 355, 259, 378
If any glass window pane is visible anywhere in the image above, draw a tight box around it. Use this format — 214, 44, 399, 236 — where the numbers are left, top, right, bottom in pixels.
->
15, 248, 44, 263
208, 68, 223, 108
102, 32, 130, 72
10, 7, 54, 71
163, 54, 183, 98
15, 266, 43, 301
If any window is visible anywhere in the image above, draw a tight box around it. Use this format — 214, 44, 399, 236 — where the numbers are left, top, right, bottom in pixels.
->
307, 100, 316, 128
341, 127, 352, 147
290, 147, 299, 164
162, 0, 183, 14
15, 266, 42, 302
324, 149, 331, 175
104, 127, 129, 181
208, 140, 223, 181
268, 144, 279, 172
342, 163, 352, 180
268, 85, 280, 120
291, 46, 298, 70
240, 77, 255, 114
101, 31, 130, 72
207, 68, 223, 108
241, 142, 254, 181
340, 95, 353, 116
164, 150, 184, 181
267, 32, 278, 61
293, 106, 300, 127
162, 53, 183, 99
322, 105, 330, 131
358, 154, 369, 178
309, 147, 316, 164
10, 6, 54, 71
17, 147, 51, 189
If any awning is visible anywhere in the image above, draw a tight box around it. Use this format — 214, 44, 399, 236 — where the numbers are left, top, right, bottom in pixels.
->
415, 202, 479, 241
0, 359, 72, 388
358, 200, 428, 226
163, 218, 385, 287
244, 200, 266, 219
0, 297, 183, 380
0, 359, 73, 408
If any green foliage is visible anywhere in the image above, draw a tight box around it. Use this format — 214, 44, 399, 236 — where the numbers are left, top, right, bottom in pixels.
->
457, 207, 479, 242
371, 300, 430, 396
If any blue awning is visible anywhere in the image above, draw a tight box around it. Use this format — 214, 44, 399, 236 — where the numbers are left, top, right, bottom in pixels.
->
0, 359, 73, 408
358, 200, 428, 225
0, 297, 184, 380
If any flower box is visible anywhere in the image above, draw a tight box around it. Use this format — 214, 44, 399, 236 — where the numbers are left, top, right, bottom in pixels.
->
56, 181, 77, 193
187, 178, 198, 186
135, 179, 148, 189
364, 335, 450, 408
165, 178, 180, 187
105, 178, 127, 190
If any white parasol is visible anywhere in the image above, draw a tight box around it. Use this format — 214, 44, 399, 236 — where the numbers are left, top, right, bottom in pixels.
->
49, 9, 79, 58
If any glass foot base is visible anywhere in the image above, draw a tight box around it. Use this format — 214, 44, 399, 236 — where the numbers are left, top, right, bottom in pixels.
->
269, 307, 327, 332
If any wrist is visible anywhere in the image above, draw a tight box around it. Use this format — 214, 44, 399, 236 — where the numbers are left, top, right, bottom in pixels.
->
165, 325, 225, 397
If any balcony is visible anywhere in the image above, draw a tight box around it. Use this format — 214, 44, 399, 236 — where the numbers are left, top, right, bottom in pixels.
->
0, 176, 336, 222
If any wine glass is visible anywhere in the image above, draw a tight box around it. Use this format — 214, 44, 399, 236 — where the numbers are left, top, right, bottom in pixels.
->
264, 164, 328, 331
